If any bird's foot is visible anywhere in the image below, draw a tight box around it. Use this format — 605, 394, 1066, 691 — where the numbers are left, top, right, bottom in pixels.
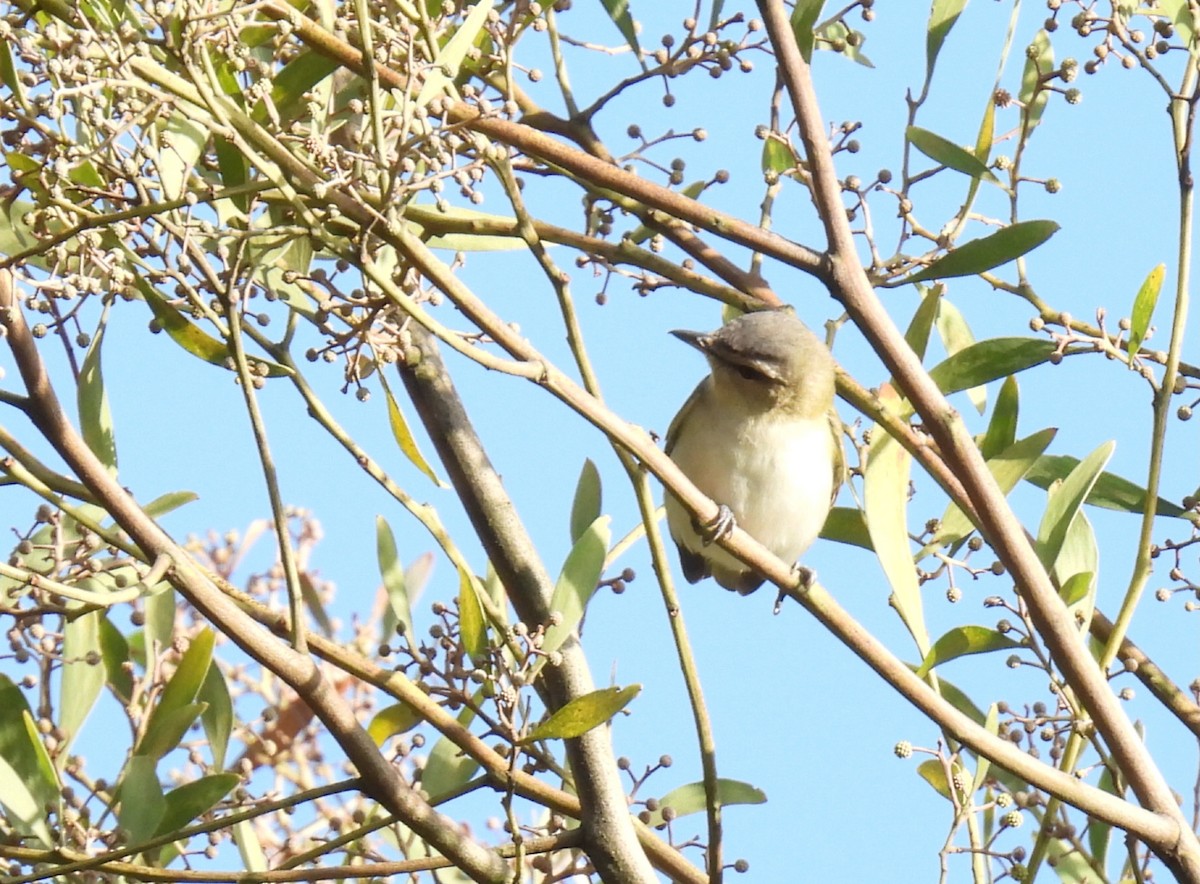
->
773, 564, 816, 615
698, 504, 736, 547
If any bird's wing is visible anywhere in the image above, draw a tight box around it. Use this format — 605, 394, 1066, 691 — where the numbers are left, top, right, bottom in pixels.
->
828, 406, 846, 507
664, 378, 711, 455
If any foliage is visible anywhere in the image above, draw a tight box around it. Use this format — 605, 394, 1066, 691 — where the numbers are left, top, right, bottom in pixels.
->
1, 1, 1200, 883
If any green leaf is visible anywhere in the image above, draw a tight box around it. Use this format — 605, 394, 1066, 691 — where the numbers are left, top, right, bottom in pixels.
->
259, 50, 339, 125
0, 200, 42, 263
233, 818, 268, 872
980, 376, 1020, 461
1025, 455, 1185, 517
1019, 30, 1054, 134
971, 704, 1000, 795
1036, 442, 1114, 572
570, 459, 602, 544
136, 702, 208, 763
142, 490, 200, 519
77, 316, 118, 474
899, 221, 1060, 285
378, 372, 445, 487
903, 285, 942, 362
761, 136, 796, 175
790, 0, 825, 63
138, 630, 214, 760
1088, 766, 1120, 869
524, 684, 640, 742
934, 674, 987, 727
155, 773, 239, 837
99, 613, 134, 704
934, 296, 984, 413
157, 112, 207, 201
937, 428, 1056, 546
1127, 263, 1165, 355
136, 277, 287, 376
60, 610, 106, 758
817, 20, 873, 67
1059, 570, 1094, 608
0, 40, 28, 111
928, 338, 1057, 395
198, 664, 233, 771
926, 0, 968, 79
457, 567, 487, 662
421, 704, 480, 802
819, 506, 872, 550
119, 754, 165, 847
865, 391, 927, 652
907, 126, 999, 185
418, 0, 498, 106
0, 676, 59, 846
916, 626, 1022, 678
1044, 838, 1095, 882
368, 702, 423, 745
376, 516, 414, 637
543, 516, 610, 656
599, 0, 644, 64
642, 778, 767, 827
916, 758, 951, 800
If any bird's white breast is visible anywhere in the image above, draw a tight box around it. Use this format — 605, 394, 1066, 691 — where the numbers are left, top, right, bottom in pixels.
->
665, 397, 834, 574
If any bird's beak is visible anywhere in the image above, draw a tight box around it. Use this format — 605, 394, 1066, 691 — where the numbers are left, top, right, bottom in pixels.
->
670, 329, 711, 353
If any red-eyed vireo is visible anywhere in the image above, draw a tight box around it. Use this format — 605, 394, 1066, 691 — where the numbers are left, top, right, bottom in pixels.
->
664, 310, 841, 595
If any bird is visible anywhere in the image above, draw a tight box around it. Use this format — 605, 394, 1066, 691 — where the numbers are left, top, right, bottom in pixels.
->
664, 309, 841, 595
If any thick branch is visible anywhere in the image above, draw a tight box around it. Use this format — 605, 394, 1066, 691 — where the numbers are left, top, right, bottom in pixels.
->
395, 325, 657, 884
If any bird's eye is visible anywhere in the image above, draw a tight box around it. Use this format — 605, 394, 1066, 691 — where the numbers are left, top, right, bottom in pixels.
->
736, 365, 767, 382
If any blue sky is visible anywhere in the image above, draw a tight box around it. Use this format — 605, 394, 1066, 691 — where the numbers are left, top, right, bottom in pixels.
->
4, 2, 1200, 881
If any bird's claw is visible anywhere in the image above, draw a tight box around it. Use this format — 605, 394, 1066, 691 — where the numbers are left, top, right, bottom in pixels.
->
699, 504, 736, 547
773, 564, 816, 615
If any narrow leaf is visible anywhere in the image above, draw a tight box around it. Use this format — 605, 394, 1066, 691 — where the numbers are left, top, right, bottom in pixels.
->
907, 126, 999, 184
378, 372, 445, 487
543, 516, 610, 656
135, 702, 208, 763
77, 317, 118, 473
899, 220, 1060, 285
136, 277, 286, 376
0, 676, 58, 845
1127, 263, 1164, 355
790, 0, 826, 63
926, 0, 969, 78
198, 664, 233, 771
903, 285, 942, 362
937, 428, 1056, 546
458, 567, 487, 662
570, 459, 602, 544
155, 773, 239, 837
917, 758, 951, 799
599, 0, 643, 62
1059, 570, 1094, 608
368, 703, 423, 745
928, 338, 1056, 395
819, 506, 872, 550
934, 296, 985, 412
418, 0, 497, 106
421, 704, 480, 801
1036, 442, 1114, 571
916, 626, 1022, 678
865, 388, 927, 652
980, 376, 1020, 461
99, 613, 134, 704
1019, 30, 1054, 134
60, 610, 106, 757
643, 778, 766, 827
118, 755, 165, 847
376, 516, 413, 637
524, 684, 641, 742
1025, 455, 1185, 517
